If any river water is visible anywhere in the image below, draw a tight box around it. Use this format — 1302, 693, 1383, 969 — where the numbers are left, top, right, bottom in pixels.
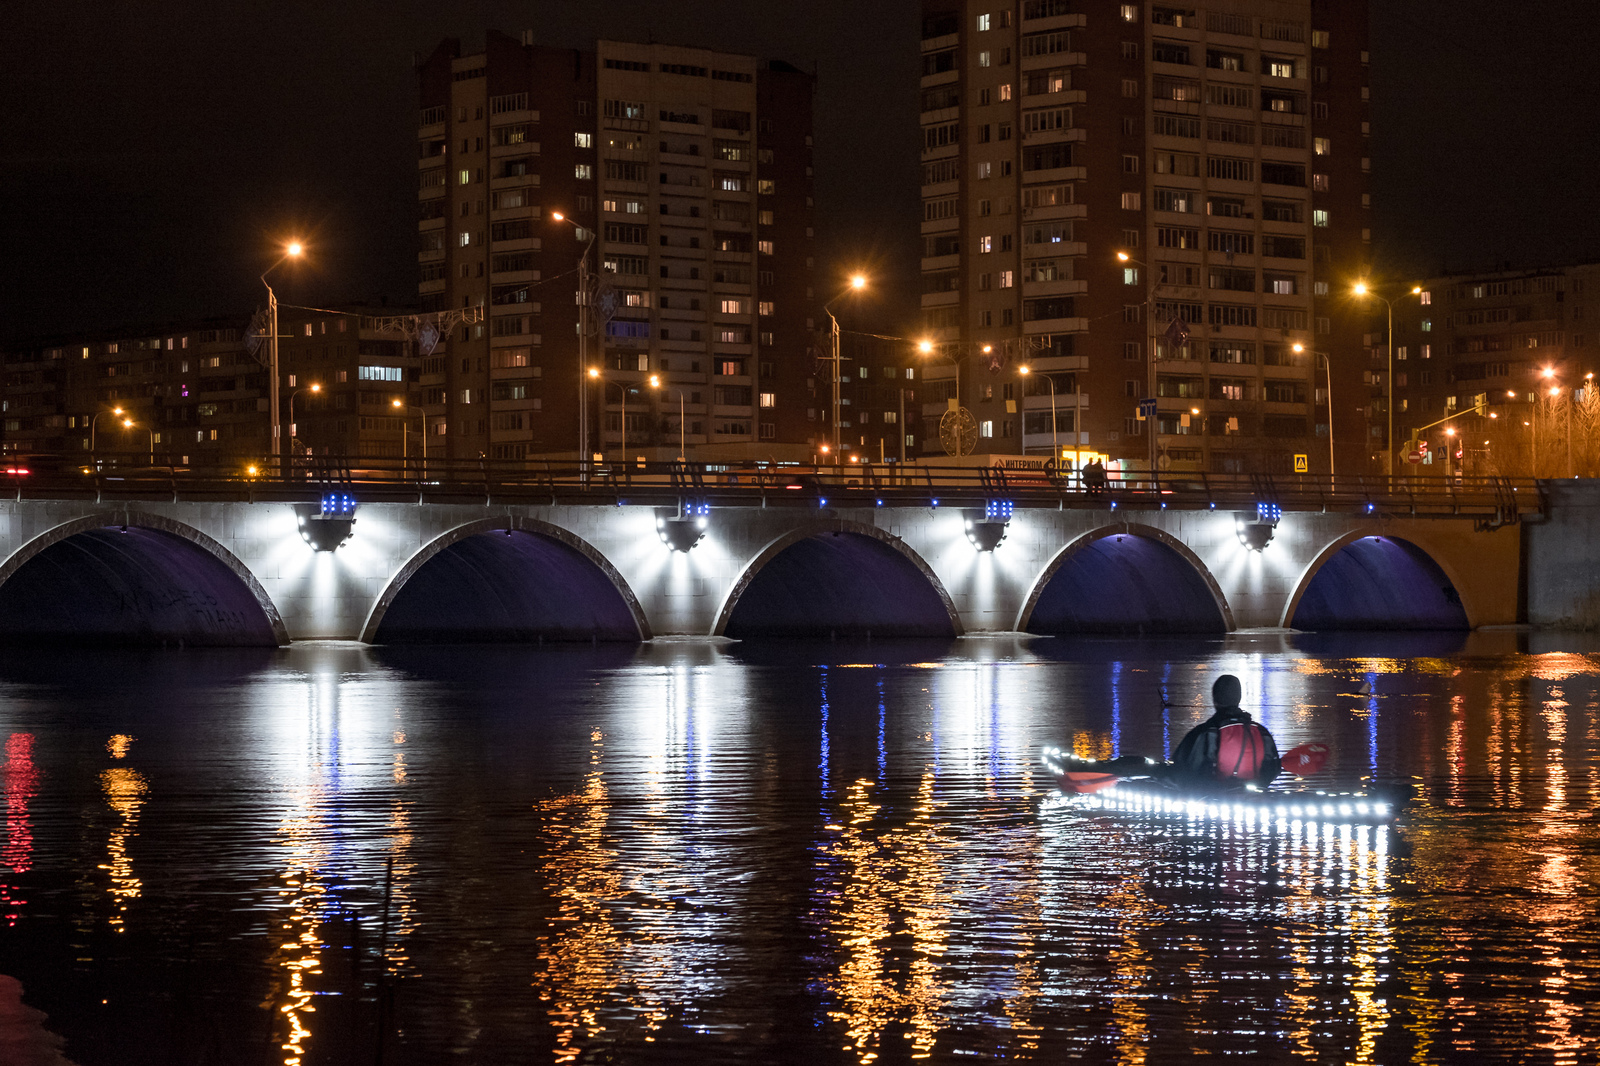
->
0, 632, 1597, 1065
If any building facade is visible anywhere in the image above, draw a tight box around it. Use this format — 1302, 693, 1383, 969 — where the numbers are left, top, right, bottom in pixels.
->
1, 309, 424, 471
917, 0, 1371, 476
1389, 262, 1600, 479
415, 32, 818, 465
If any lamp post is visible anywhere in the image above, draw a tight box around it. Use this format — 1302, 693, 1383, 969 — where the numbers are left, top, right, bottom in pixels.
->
391, 398, 426, 478
1017, 364, 1058, 457
588, 367, 632, 461
121, 417, 153, 466
1293, 343, 1336, 480
648, 374, 684, 462
822, 274, 868, 464
1118, 251, 1162, 489
89, 406, 125, 469
261, 240, 305, 478
289, 383, 322, 464
551, 212, 597, 469
1353, 282, 1422, 480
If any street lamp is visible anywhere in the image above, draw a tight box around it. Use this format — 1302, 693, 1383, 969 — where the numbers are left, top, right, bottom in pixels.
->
822, 273, 869, 463
647, 373, 685, 462
588, 367, 633, 461
289, 382, 322, 454
89, 405, 126, 468
261, 240, 305, 478
1353, 281, 1423, 479
1294, 342, 1336, 479
1017, 364, 1059, 458
391, 398, 426, 477
120, 417, 154, 466
551, 211, 597, 468
1118, 251, 1160, 487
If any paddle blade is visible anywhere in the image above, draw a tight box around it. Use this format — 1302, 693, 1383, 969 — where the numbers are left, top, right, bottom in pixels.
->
1057, 771, 1121, 795
1281, 742, 1330, 776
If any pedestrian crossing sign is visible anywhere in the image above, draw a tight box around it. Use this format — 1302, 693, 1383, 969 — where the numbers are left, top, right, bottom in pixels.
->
1293, 454, 1308, 473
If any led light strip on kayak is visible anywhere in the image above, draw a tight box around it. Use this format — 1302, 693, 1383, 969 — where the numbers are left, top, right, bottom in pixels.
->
1075, 783, 1397, 826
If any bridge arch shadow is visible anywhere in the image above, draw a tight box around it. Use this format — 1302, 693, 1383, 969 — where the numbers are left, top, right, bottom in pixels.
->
362, 516, 651, 644
714, 522, 963, 639
0, 511, 288, 646
1285, 532, 1470, 630
1018, 524, 1233, 635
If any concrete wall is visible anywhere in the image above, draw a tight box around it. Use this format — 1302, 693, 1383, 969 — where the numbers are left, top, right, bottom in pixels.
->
1526, 481, 1600, 627
0, 497, 1525, 642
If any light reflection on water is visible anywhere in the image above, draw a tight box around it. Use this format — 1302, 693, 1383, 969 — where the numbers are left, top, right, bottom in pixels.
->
0, 633, 1597, 1064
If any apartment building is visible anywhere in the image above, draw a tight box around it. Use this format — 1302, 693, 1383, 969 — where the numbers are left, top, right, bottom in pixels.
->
0, 310, 421, 468
917, 0, 1371, 475
1389, 262, 1600, 476
415, 32, 817, 464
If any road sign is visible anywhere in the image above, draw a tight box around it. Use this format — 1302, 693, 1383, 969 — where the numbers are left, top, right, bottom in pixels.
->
1137, 398, 1157, 420
1292, 454, 1308, 473
1406, 444, 1428, 465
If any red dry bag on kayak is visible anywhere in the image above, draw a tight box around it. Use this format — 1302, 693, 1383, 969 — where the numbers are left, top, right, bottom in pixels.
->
1215, 721, 1267, 782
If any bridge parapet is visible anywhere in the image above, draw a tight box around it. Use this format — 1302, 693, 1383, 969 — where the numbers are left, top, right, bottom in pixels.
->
3, 459, 1548, 525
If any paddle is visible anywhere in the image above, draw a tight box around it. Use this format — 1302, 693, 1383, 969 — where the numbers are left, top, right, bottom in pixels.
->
1048, 742, 1331, 795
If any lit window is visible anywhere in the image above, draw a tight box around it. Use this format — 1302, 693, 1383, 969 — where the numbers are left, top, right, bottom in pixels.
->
978, 51, 992, 67
980, 420, 994, 438
999, 84, 1012, 101
758, 301, 775, 316
1312, 29, 1330, 48
1121, 191, 1142, 210
999, 270, 1014, 288
1421, 320, 1432, 332
1420, 290, 1432, 305
575, 164, 592, 180
459, 231, 472, 246
978, 235, 993, 253
574, 132, 592, 148
1121, 3, 1137, 20
759, 392, 776, 408
977, 161, 992, 179
757, 179, 776, 194
458, 169, 471, 185
758, 240, 774, 255
1313, 209, 1329, 227
1124, 267, 1139, 285
977, 13, 990, 30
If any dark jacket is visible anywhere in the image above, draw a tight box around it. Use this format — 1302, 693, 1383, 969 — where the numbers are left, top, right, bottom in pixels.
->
1170, 706, 1282, 789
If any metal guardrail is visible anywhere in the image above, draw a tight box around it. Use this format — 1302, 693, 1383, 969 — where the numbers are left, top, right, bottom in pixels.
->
1, 454, 1548, 523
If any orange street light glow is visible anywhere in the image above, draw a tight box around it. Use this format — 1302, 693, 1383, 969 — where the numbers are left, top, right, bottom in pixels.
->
286, 241, 304, 257
917, 339, 934, 354
982, 344, 993, 354
648, 374, 661, 387
1018, 365, 1031, 375
1116, 251, 1131, 262
849, 273, 867, 290
122, 419, 133, 428
1292, 342, 1306, 352
587, 367, 600, 378
391, 399, 402, 408
551, 211, 565, 221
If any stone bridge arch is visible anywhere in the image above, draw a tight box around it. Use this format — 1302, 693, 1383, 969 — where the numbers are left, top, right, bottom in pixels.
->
713, 520, 963, 639
1018, 523, 1234, 634
0, 509, 289, 646
1283, 530, 1472, 630
361, 515, 652, 643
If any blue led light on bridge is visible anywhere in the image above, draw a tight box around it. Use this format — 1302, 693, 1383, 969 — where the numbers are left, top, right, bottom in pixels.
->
300, 493, 358, 552
984, 499, 1014, 521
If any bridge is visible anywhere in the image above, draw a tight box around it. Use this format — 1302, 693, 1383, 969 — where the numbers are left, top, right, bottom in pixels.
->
0, 461, 1545, 645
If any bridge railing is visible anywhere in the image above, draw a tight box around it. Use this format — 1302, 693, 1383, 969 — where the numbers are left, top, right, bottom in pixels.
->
1, 453, 1547, 521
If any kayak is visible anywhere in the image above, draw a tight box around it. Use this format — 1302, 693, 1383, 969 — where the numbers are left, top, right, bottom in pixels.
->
1041, 746, 1399, 826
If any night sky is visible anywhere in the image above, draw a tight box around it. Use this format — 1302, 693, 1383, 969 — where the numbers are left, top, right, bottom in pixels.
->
4, 0, 1597, 346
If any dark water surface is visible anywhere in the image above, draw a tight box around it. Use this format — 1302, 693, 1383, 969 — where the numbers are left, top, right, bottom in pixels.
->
1, 633, 1598, 1065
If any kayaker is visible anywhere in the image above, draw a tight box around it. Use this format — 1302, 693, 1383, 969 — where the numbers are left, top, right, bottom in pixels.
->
1168, 674, 1282, 789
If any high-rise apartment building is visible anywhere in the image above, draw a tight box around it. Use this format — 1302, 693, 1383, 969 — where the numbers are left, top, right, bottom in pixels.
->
416, 32, 817, 464
917, 0, 1371, 476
